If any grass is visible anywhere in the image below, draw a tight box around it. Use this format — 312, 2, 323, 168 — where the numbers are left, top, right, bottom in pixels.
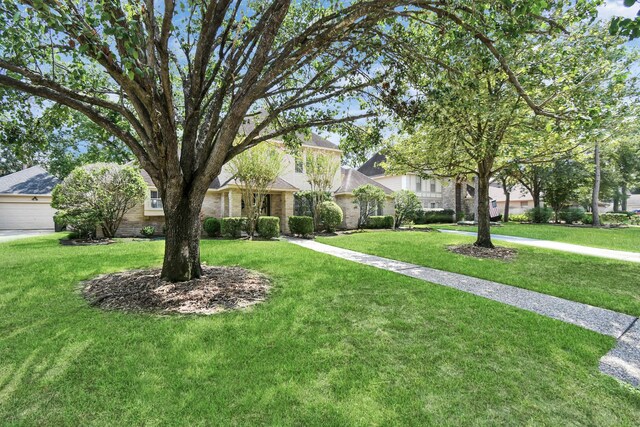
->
431, 222, 640, 253
318, 231, 640, 317
0, 234, 639, 425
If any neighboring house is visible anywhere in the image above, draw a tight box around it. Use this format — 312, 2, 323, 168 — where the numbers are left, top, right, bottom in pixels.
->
118, 134, 394, 236
0, 166, 59, 230
627, 194, 640, 212
488, 183, 534, 215
334, 167, 394, 229
358, 152, 456, 210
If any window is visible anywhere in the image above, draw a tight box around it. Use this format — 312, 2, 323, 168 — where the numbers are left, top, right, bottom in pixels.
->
430, 179, 437, 193
520, 201, 529, 208
295, 156, 304, 173
377, 202, 384, 216
415, 176, 422, 192
430, 202, 436, 209
150, 190, 163, 209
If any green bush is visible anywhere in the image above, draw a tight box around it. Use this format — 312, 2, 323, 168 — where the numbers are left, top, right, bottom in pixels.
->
559, 207, 585, 224
600, 213, 628, 225
221, 217, 246, 238
140, 226, 155, 238
583, 213, 593, 225
289, 216, 314, 237
629, 215, 640, 226
317, 201, 343, 232
607, 211, 633, 218
365, 215, 394, 229
418, 209, 455, 224
526, 207, 553, 223
257, 216, 280, 239
203, 217, 221, 237
508, 213, 528, 222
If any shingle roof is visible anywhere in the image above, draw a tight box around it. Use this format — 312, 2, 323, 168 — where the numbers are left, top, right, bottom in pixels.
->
140, 168, 298, 191
358, 152, 387, 177
209, 170, 298, 191
238, 120, 339, 150
0, 166, 59, 195
489, 183, 533, 202
335, 167, 393, 195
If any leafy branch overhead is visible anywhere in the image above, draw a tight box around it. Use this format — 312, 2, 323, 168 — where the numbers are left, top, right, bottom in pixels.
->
0, 0, 610, 281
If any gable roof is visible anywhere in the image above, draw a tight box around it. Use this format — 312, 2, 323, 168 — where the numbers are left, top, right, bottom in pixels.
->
358, 152, 387, 177
489, 183, 533, 202
209, 169, 298, 191
335, 167, 393, 196
140, 168, 298, 192
239, 120, 339, 151
0, 166, 59, 195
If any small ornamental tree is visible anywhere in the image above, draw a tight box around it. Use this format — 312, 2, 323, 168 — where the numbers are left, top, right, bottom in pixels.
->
543, 159, 589, 222
229, 143, 284, 240
304, 149, 340, 230
51, 163, 146, 238
353, 184, 386, 229
393, 190, 422, 227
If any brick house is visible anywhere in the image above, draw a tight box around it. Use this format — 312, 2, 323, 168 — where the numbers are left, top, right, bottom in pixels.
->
358, 152, 456, 211
116, 134, 394, 236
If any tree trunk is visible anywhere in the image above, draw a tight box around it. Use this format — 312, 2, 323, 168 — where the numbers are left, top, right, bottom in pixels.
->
622, 183, 628, 211
532, 177, 541, 208
473, 176, 479, 222
161, 195, 204, 282
613, 191, 620, 213
455, 181, 463, 220
502, 181, 510, 222
592, 141, 601, 227
475, 172, 494, 248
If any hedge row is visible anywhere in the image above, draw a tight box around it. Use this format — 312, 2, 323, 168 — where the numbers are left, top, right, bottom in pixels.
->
365, 215, 394, 229
414, 209, 455, 224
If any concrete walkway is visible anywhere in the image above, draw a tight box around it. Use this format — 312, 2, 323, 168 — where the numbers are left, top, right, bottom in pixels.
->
438, 229, 640, 263
0, 230, 53, 243
287, 237, 640, 388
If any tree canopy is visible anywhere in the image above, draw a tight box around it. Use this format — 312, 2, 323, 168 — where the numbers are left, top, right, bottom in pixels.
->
0, 0, 611, 280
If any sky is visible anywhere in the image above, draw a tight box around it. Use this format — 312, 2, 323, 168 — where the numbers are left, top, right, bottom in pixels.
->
322, 0, 640, 150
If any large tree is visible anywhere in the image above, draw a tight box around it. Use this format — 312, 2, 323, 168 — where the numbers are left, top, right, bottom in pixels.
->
0, 0, 583, 280
382, 17, 633, 247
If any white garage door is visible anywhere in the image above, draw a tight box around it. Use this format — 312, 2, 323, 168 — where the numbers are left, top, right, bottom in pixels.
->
0, 201, 56, 230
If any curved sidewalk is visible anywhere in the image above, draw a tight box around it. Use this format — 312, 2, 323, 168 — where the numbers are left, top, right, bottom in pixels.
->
438, 229, 640, 263
286, 237, 640, 388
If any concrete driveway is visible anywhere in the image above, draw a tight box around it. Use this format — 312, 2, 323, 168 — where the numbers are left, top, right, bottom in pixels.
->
0, 230, 54, 243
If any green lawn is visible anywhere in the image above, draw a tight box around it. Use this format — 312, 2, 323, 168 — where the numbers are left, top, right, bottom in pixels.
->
318, 231, 640, 317
432, 222, 640, 252
1, 234, 640, 425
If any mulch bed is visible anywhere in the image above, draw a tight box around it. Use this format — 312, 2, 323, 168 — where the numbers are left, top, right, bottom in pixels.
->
82, 266, 270, 315
60, 238, 115, 246
448, 244, 517, 261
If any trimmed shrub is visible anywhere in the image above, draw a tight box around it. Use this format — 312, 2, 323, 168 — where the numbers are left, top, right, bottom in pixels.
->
258, 216, 280, 239
583, 213, 593, 225
559, 207, 585, 224
600, 213, 628, 225
366, 215, 394, 229
203, 217, 221, 237
419, 209, 456, 224
318, 201, 343, 232
606, 211, 633, 218
289, 216, 314, 237
140, 226, 155, 238
509, 213, 528, 223
526, 207, 553, 223
221, 217, 246, 238
630, 215, 640, 226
